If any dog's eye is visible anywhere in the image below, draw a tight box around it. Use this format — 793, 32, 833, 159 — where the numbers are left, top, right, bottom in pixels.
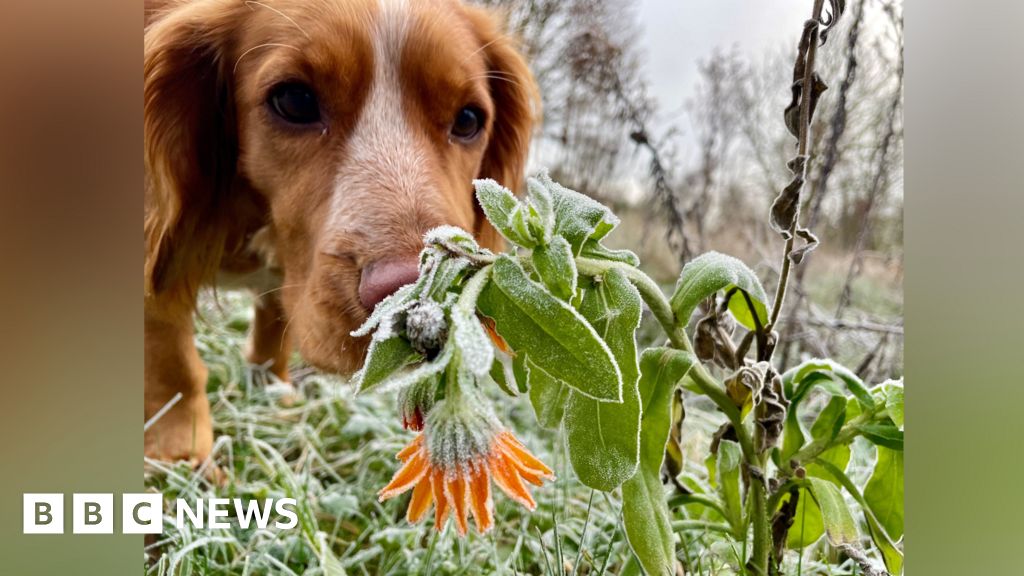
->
267, 83, 321, 125
451, 106, 484, 141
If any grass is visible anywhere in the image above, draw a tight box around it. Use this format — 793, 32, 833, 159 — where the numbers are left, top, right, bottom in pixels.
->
144, 289, 892, 575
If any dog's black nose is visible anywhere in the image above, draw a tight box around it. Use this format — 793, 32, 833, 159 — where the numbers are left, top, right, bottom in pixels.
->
358, 258, 420, 310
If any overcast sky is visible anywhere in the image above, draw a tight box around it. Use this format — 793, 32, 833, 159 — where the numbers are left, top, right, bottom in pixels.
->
636, 0, 812, 116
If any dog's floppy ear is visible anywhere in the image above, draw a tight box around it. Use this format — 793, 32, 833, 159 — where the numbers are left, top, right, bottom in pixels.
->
144, 0, 244, 302
462, 6, 541, 249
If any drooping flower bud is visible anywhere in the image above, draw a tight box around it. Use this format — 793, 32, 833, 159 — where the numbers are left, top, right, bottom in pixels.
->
397, 376, 438, 431
404, 299, 448, 357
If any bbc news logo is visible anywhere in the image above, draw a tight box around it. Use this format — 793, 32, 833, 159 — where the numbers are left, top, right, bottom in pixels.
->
23, 493, 298, 534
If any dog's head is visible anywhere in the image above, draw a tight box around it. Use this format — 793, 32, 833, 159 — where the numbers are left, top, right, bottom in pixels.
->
144, 0, 538, 371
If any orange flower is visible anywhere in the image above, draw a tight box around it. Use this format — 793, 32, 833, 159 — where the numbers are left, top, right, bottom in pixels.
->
378, 429, 554, 535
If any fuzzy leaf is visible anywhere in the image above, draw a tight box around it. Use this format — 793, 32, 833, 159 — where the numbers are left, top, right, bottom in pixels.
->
876, 380, 904, 429
474, 179, 534, 247
352, 336, 421, 393
476, 255, 622, 402
807, 477, 859, 547
533, 173, 620, 255
622, 348, 695, 576
565, 269, 643, 491
450, 268, 494, 377
670, 251, 769, 331
354, 342, 452, 395
812, 457, 904, 574
783, 359, 875, 411
532, 235, 577, 300
716, 440, 744, 536
526, 358, 569, 429
580, 238, 641, 266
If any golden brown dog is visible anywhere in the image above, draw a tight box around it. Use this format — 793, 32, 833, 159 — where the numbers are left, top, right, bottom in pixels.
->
144, 0, 538, 462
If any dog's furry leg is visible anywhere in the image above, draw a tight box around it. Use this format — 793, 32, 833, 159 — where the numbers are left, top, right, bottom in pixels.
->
246, 291, 291, 383
143, 295, 212, 463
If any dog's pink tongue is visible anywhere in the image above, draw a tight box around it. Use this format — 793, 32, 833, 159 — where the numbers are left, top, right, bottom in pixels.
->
359, 258, 420, 310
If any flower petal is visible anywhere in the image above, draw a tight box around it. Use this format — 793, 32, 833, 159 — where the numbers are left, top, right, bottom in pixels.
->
432, 469, 450, 531
378, 451, 429, 501
468, 466, 493, 533
445, 474, 470, 536
396, 435, 424, 462
489, 452, 537, 510
406, 474, 434, 523
498, 433, 555, 478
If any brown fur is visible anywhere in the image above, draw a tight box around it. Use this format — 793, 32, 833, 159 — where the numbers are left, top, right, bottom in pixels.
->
143, 0, 539, 462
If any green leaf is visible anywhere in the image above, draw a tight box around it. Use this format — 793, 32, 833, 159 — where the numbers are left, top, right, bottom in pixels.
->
669, 251, 769, 331
526, 358, 569, 429
876, 380, 904, 429
532, 173, 620, 255
716, 440, 744, 538
579, 238, 640, 267
860, 423, 904, 451
474, 179, 534, 247
476, 255, 622, 402
783, 359, 875, 410
807, 477, 859, 546
806, 445, 851, 479
532, 235, 577, 300
865, 447, 904, 540
787, 488, 825, 549
812, 457, 904, 574
352, 336, 420, 393
450, 267, 494, 377
565, 269, 642, 491
622, 348, 695, 576
355, 341, 452, 394
810, 395, 848, 442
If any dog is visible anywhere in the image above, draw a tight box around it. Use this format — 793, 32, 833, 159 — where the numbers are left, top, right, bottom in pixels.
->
144, 0, 538, 462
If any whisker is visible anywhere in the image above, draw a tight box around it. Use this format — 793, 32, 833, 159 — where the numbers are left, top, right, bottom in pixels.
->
245, 1, 311, 40
234, 43, 301, 74
459, 33, 514, 67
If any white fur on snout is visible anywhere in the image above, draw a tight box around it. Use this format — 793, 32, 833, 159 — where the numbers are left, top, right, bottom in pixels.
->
327, 0, 441, 240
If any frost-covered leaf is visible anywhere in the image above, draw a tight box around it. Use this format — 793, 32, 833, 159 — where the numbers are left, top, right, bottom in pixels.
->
474, 179, 534, 247
354, 342, 453, 395
865, 446, 904, 540
525, 176, 555, 244
875, 380, 904, 429
716, 440, 743, 536
527, 358, 569, 429
807, 477, 859, 546
450, 268, 494, 377
566, 270, 642, 491
812, 457, 904, 574
350, 283, 418, 338
532, 172, 621, 256
787, 487, 825, 549
783, 359, 875, 411
580, 238, 640, 267
670, 252, 769, 331
790, 443, 853, 549
351, 336, 421, 393
622, 348, 695, 576
532, 235, 577, 301
476, 255, 622, 402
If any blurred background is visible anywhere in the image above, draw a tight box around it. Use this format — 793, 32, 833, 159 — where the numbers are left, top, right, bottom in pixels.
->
479, 0, 904, 379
